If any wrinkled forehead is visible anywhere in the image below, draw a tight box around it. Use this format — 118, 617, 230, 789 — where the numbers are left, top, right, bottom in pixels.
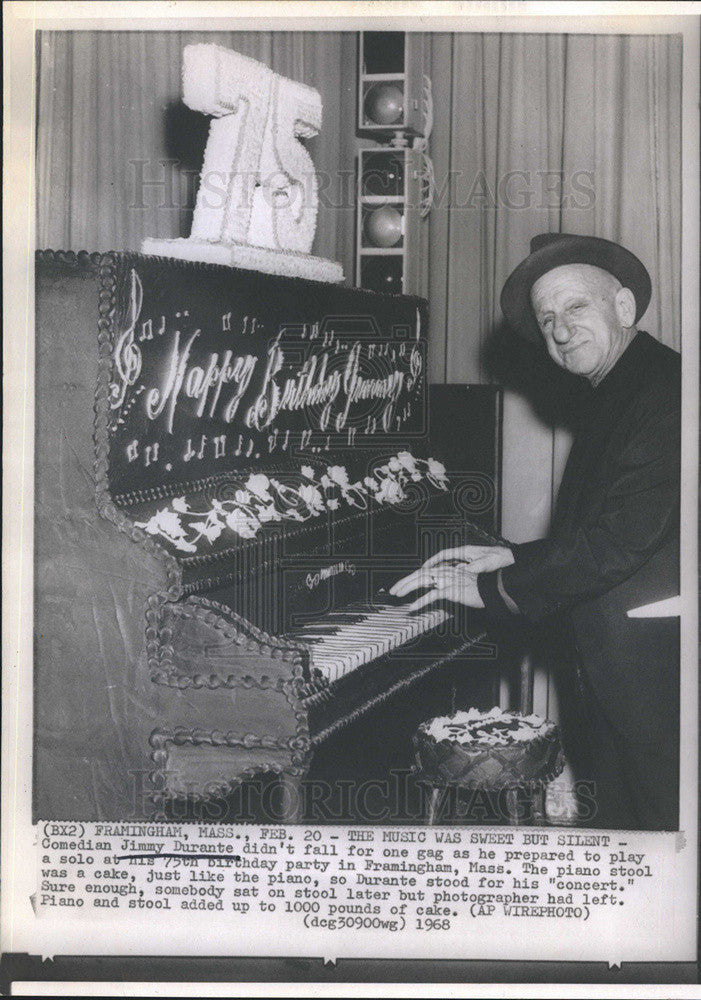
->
531, 263, 621, 310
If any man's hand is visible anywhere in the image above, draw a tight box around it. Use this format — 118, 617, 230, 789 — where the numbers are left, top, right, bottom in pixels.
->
391, 544, 514, 588
447, 545, 515, 574
389, 562, 484, 612
389, 545, 515, 612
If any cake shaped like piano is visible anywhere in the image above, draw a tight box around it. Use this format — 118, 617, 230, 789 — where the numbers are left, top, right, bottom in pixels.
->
413, 707, 565, 789
35, 249, 504, 821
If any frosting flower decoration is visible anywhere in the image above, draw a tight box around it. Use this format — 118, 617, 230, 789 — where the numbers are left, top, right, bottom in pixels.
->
190, 518, 224, 543
327, 466, 351, 489
137, 507, 197, 552
299, 483, 325, 514
397, 451, 421, 481
374, 476, 405, 505
256, 504, 282, 524
245, 473, 273, 500
225, 509, 259, 538
426, 458, 449, 489
133, 453, 450, 552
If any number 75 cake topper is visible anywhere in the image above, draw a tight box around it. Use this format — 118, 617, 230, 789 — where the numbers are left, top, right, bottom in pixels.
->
142, 43, 344, 282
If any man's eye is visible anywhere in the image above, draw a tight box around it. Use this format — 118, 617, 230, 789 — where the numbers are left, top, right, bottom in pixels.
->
568, 302, 586, 312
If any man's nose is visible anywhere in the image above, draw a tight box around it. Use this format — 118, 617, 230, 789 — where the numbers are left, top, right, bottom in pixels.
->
551, 315, 572, 343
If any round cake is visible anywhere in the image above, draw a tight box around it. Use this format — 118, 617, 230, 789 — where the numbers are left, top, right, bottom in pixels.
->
413, 707, 565, 789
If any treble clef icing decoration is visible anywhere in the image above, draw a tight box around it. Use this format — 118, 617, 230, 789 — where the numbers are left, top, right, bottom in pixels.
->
110, 268, 144, 410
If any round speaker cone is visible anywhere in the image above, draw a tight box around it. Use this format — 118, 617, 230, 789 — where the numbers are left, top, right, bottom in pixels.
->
364, 82, 404, 126
365, 206, 403, 247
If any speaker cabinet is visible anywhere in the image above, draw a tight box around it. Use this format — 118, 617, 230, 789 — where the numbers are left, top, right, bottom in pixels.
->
358, 31, 429, 138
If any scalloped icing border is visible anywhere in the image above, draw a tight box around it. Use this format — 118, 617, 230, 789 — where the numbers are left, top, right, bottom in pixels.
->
147, 726, 310, 820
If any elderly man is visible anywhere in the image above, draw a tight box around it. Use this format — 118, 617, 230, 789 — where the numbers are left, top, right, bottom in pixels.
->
392, 233, 681, 831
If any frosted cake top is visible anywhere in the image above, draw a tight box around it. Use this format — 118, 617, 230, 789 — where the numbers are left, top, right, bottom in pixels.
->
421, 707, 553, 747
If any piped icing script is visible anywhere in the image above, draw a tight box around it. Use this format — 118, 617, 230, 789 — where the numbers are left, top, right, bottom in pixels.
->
105, 262, 428, 496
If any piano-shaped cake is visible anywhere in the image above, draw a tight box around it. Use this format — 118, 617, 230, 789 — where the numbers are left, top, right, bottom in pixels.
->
34, 250, 502, 820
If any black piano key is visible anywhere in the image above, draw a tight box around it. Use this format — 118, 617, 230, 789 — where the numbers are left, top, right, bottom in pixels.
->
375, 588, 410, 607
321, 615, 367, 625
297, 625, 342, 634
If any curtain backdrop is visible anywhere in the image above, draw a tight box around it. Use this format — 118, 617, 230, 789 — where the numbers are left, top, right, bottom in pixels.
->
37, 30, 682, 720
36, 31, 358, 276
37, 31, 681, 372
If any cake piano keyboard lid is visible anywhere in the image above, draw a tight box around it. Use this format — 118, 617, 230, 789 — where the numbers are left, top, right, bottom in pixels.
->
420, 707, 553, 747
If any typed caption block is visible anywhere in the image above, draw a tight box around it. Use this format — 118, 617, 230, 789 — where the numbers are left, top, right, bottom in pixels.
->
32, 821, 690, 964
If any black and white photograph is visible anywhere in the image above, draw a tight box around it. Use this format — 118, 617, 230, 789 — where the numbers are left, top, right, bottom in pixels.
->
3, 0, 699, 990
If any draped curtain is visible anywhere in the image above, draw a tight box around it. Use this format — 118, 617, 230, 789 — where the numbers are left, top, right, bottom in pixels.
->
37, 31, 682, 382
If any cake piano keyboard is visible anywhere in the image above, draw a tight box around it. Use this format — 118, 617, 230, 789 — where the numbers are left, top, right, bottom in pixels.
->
288, 602, 451, 683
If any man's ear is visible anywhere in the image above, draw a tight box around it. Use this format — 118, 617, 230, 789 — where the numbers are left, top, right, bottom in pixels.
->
615, 287, 637, 328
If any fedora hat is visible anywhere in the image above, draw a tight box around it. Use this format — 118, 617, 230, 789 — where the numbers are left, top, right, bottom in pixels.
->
500, 233, 652, 343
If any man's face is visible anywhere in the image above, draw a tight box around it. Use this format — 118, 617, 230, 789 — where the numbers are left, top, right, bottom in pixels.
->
530, 264, 632, 383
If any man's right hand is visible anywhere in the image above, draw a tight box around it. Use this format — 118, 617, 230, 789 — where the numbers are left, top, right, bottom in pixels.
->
429, 545, 515, 574
388, 545, 515, 599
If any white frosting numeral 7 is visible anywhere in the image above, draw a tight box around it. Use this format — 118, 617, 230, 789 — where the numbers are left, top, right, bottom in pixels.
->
183, 44, 321, 254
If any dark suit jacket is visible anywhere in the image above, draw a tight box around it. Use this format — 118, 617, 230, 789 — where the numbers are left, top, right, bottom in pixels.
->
479, 331, 681, 742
